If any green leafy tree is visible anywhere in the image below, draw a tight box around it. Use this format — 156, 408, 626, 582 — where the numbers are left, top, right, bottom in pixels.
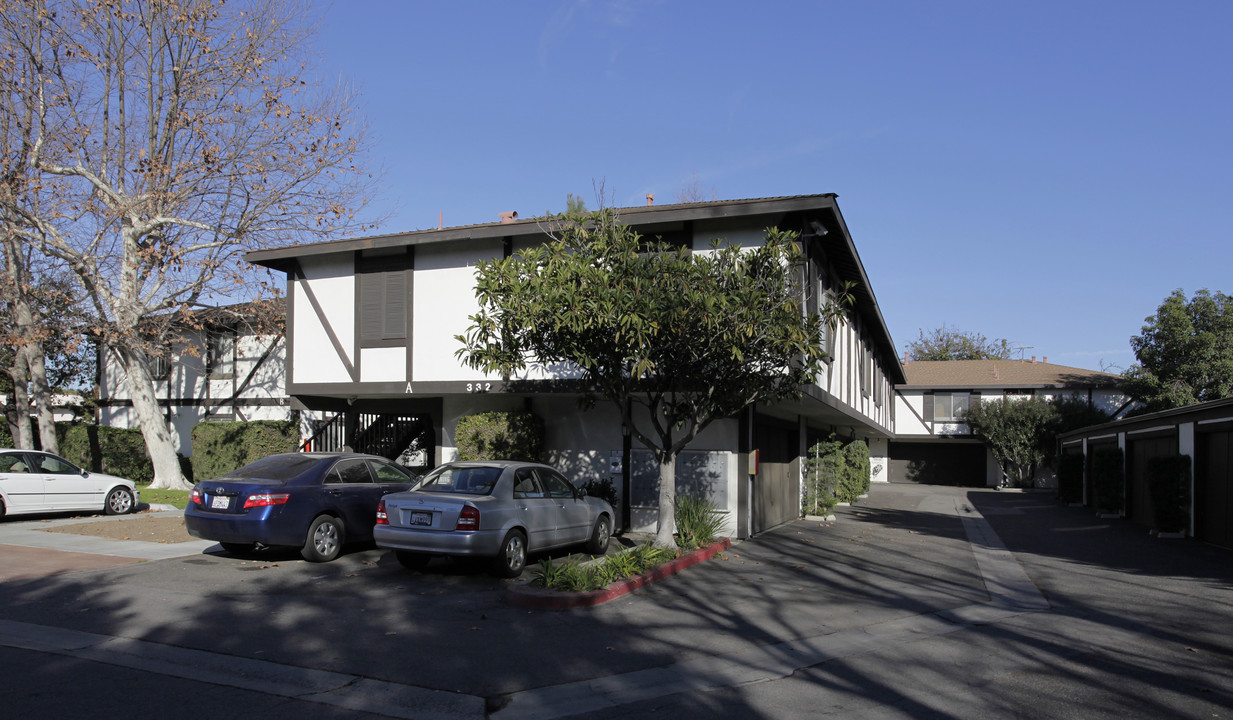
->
458, 208, 829, 548
963, 396, 1058, 488
1123, 289, 1233, 413
907, 325, 1013, 361
565, 193, 588, 214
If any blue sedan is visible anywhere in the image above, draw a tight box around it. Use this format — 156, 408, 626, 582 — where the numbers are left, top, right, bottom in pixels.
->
185, 452, 415, 562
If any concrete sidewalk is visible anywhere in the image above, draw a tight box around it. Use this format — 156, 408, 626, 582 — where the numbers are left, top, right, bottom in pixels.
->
0, 507, 214, 582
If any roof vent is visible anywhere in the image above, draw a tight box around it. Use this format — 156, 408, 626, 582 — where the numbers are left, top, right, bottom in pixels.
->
646, 193, 654, 206
498, 211, 518, 223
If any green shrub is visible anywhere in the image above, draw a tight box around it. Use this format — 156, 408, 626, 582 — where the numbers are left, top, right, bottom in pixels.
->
190, 420, 299, 481
843, 440, 871, 498
1057, 453, 1084, 504
1147, 454, 1190, 534
57, 423, 154, 484
804, 439, 842, 515
581, 477, 618, 508
674, 494, 726, 549
454, 411, 544, 462
532, 542, 679, 592
1090, 447, 1124, 515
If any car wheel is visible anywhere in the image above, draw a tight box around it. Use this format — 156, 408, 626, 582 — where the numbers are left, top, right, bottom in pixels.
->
104, 487, 135, 515
220, 542, 257, 556
395, 550, 431, 570
585, 515, 611, 555
492, 530, 527, 578
301, 515, 344, 562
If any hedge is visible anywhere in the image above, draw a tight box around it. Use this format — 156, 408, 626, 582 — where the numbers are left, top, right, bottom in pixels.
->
190, 420, 300, 481
454, 411, 544, 462
58, 423, 155, 484
803, 439, 842, 515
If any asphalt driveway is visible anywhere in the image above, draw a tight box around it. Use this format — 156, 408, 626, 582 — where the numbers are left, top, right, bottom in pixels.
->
1, 484, 1230, 719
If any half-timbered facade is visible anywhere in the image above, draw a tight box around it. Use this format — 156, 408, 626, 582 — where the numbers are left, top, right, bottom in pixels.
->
246, 194, 905, 537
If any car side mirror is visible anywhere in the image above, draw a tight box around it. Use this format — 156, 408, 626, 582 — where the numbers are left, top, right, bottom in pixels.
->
577, 487, 588, 498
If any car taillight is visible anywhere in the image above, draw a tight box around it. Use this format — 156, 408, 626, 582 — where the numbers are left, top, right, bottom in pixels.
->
376, 499, 388, 525
243, 493, 291, 509
456, 505, 479, 531
190, 487, 203, 505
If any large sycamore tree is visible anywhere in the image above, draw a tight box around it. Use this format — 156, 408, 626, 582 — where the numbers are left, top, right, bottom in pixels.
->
0, 0, 375, 488
458, 209, 830, 548
1123, 289, 1233, 414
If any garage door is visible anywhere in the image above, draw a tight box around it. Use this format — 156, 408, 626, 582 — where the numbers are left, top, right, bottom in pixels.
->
1197, 428, 1233, 550
1126, 434, 1178, 526
889, 441, 986, 487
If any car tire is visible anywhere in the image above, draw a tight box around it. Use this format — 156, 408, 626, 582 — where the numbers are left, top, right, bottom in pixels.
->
492, 529, 527, 578
104, 487, 135, 515
585, 515, 611, 555
301, 515, 344, 562
220, 542, 257, 556
395, 550, 431, 570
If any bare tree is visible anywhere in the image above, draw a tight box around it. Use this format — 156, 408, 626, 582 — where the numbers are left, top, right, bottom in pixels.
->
674, 172, 716, 204
0, 0, 377, 488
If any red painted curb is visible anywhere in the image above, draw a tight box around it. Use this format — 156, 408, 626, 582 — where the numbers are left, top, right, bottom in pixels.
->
504, 537, 732, 610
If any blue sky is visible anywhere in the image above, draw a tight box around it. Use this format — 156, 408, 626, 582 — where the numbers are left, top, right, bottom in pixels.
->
309, 0, 1233, 372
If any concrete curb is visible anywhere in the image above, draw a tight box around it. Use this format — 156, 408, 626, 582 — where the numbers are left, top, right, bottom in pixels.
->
504, 538, 732, 610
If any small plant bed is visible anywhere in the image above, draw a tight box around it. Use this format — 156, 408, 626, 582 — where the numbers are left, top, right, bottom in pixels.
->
506, 537, 732, 609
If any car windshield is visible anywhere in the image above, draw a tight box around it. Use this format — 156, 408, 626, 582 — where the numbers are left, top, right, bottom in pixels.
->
227, 454, 320, 481
413, 466, 501, 495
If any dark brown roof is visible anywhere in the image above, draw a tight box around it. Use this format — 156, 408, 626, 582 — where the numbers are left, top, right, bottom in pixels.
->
901, 359, 1122, 390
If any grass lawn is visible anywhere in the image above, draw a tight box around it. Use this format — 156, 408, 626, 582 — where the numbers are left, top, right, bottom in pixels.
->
137, 485, 191, 510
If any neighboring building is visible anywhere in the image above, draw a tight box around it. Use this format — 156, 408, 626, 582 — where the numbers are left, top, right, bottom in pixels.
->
245, 194, 906, 538
891, 357, 1129, 487
1058, 396, 1233, 551
97, 301, 300, 456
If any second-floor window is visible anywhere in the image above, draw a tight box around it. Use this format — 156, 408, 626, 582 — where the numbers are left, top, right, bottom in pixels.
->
357, 248, 413, 347
932, 392, 970, 422
208, 333, 235, 379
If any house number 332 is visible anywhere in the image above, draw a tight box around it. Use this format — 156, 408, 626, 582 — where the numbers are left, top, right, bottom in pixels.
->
467, 383, 492, 393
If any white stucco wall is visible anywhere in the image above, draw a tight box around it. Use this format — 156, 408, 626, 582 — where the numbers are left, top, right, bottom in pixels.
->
293, 255, 355, 384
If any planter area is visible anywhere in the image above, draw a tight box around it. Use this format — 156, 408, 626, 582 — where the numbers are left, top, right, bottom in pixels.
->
504, 538, 732, 610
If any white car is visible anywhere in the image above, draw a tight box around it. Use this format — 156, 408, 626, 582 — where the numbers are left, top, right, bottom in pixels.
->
0, 449, 138, 518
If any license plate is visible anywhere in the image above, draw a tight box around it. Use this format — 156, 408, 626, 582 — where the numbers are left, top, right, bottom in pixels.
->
410, 511, 432, 526
211, 495, 230, 510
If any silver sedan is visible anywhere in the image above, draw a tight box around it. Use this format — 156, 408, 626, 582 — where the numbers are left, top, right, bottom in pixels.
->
374, 460, 614, 577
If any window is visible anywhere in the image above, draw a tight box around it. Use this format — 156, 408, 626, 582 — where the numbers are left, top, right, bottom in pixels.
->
207, 333, 234, 379
325, 459, 373, 484
513, 468, 544, 499
357, 249, 412, 347
538, 469, 577, 499
931, 392, 971, 422
150, 344, 171, 379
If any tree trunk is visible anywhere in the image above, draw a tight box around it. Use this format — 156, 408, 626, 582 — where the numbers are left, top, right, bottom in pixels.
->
8, 349, 33, 449
20, 324, 58, 455
114, 345, 188, 490
653, 451, 678, 548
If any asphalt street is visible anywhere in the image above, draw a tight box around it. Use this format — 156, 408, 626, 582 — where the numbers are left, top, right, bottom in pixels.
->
0, 483, 1230, 719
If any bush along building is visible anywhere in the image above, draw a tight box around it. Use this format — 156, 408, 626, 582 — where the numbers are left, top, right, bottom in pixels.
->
245, 194, 905, 538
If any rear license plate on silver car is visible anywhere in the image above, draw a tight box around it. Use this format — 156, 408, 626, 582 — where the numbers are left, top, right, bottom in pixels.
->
410, 511, 432, 526
211, 496, 230, 510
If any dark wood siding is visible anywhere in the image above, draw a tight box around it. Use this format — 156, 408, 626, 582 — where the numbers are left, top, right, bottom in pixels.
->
1196, 427, 1233, 550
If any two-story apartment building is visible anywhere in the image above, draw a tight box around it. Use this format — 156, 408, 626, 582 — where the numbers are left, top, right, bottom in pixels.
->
97, 301, 302, 456
891, 357, 1129, 487
245, 194, 905, 538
